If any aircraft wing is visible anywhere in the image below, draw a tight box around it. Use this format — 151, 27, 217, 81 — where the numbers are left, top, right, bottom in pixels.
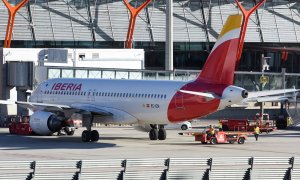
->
0, 100, 112, 116
16, 101, 72, 111
243, 89, 299, 103
70, 104, 113, 116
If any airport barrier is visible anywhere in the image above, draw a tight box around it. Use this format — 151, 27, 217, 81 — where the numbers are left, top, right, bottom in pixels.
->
79, 159, 124, 180
291, 157, 300, 180
0, 157, 299, 180
167, 158, 210, 179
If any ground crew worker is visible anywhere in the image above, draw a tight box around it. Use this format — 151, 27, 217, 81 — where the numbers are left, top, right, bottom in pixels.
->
208, 125, 215, 138
254, 125, 260, 141
218, 120, 223, 131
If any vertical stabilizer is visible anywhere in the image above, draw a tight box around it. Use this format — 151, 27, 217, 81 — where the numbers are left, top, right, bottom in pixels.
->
197, 14, 242, 85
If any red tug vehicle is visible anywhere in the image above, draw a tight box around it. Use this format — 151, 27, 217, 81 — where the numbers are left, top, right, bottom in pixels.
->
194, 130, 248, 145
8, 116, 33, 135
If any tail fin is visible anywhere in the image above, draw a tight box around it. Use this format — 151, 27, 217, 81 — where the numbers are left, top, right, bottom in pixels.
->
196, 14, 242, 85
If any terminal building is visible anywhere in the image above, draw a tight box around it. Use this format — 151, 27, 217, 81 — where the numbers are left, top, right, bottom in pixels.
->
0, 0, 299, 118
0, 0, 299, 71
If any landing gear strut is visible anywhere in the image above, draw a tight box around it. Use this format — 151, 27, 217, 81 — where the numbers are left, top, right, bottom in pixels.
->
149, 124, 166, 140
82, 114, 99, 142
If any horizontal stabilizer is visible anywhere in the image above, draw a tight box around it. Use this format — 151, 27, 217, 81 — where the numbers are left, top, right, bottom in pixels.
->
243, 88, 299, 103
247, 89, 298, 98
179, 90, 220, 99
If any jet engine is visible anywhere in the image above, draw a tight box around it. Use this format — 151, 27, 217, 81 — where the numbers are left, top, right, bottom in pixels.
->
29, 111, 63, 135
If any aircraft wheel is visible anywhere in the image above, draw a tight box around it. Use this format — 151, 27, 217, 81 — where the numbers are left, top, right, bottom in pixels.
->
82, 130, 91, 142
91, 130, 99, 142
158, 129, 167, 140
149, 129, 158, 140
67, 131, 75, 136
238, 137, 245, 144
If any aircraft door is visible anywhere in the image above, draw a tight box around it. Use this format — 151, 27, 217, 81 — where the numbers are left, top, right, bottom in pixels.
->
34, 86, 43, 103
87, 89, 95, 102
37, 90, 43, 103
175, 92, 184, 109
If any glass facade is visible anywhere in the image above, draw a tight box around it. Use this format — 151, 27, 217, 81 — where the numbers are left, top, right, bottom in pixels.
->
6, 40, 300, 73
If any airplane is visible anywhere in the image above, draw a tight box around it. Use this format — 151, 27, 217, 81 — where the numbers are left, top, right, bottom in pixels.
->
1, 0, 298, 142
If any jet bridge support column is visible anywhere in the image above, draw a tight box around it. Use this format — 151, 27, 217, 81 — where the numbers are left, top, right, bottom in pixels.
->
123, 0, 152, 48
2, 0, 29, 48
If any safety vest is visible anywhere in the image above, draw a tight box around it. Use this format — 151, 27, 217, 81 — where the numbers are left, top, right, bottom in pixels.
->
209, 127, 215, 135
254, 127, 260, 134
218, 122, 222, 129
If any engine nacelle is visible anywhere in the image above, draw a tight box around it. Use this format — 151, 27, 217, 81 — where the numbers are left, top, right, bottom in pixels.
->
218, 85, 248, 110
30, 111, 63, 135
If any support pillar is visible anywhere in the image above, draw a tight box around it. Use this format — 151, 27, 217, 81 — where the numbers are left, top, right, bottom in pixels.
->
165, 0, 173, 71
2, 0, 29, 48
123, 0, 152, 48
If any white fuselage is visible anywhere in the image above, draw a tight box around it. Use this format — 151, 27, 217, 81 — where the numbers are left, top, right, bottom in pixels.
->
30, 78, 186, 124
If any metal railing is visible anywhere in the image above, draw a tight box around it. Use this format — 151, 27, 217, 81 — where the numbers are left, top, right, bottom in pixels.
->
0, 156, 299, 180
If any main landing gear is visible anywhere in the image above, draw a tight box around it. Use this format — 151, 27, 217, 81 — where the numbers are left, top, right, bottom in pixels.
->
82, 114, 99, 142
149, 124, 166, 140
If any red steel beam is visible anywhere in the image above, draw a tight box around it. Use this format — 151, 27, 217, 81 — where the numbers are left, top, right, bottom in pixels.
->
235, 0, 266, 62
2, 0, 29, 48
123, 0, 152, 48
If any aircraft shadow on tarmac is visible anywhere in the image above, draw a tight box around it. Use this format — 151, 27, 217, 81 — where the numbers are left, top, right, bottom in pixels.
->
0, 132, 117, 150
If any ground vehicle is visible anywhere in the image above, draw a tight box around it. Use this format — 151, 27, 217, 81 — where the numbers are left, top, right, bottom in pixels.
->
8, 116, 33, 135
194, 130, 248, 145
220, 113, 276, 133
8, 115, 76, 136
165, 121, 192, 130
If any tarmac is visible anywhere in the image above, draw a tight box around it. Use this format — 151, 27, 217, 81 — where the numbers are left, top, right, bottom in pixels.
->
0, 122, 300, 160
